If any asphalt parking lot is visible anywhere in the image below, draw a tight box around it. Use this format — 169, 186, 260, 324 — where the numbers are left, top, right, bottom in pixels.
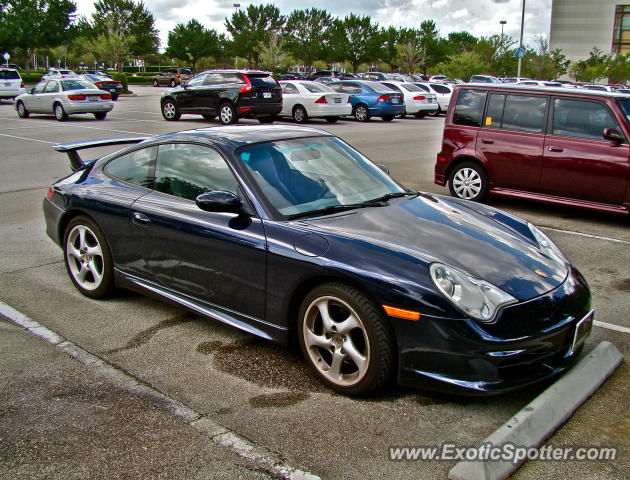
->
0, 85, 628, 479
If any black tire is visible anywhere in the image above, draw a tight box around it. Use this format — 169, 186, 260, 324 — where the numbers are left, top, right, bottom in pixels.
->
298, 282, 394, 395
325, 116, 339, 123
218, 102, 238, 125
292, 105, 308, 123
258, 114, 276, 124
16, 100, 29, 118
398, 112, 407, 119
381, 114, 395, 122
448, 161, 489, 202
63, 215, 115, 299
353, 104, 370, 122
111, 94, 119, 101
94, 112, 107, 120
54, 102, 68, 121
414, 112, 427, 119
152, 79, 159, 87
202, 113, 215, 120
169, 79, 176, 87
161, 99, 181, 121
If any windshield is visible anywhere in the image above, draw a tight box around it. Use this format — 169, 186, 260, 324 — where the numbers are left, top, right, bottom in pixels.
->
363, 81, 395, 93
616, 98, 630, 125
238, 136, 404, 219
61, 80, 96, 91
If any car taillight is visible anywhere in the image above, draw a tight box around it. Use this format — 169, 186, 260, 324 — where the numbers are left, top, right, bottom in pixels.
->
95, 82, 104, 86
46, 188, 54, 200
315, 96, 327, 104
68, 94, 86, 100
177, 73, 181, 78
377, 95, 390, 102
116, 81, 122, 86
99, 93, 112, 100
20, 82, 24, 88
413, 95, 426, 101
347, 97, 351, 103
240, 74, 252, 92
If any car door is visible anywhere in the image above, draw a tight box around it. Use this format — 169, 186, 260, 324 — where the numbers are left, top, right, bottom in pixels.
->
25, 81, 47, 111
41, 80, 60, 113
540, 97, 629, 205
175, 72, 211, 113
477, 92, 548, 192
129, 142, 267, 320
280, 82, 299, 116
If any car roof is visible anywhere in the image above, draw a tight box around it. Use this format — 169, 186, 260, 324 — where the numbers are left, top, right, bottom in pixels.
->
460, 83, 630, 99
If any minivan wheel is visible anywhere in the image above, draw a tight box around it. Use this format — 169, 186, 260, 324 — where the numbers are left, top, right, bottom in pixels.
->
298, 282, 394, 395
161, 99, 181, 121
353, 105, 370, 122
449, 162, 488, 201
219, 103, 238, 125
292, 105, 308, 123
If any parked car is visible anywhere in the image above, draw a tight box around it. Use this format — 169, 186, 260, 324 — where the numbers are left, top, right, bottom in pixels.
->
362, 72, 391, 81
83, 70, 114, 79
379, 81, 438, 118
412, 82, 453, 115
42, 69, 77, 81
152, 68, 193, 87
279, 80, 351, 123
308, 70, 343, 81
160, 69, 282, 125
580, 84, 618, 93
279, 72, 305, 80
313, 76, 336, 85
328, 80, 405, 122
516, 80, 564, 88
429, 74, 446, 82
45, 125, 592, 396
79, 74, 123, 100
0, 68, 25, 101
501, 77, 529, 83
469, 75, 501, 84
15, 78, 113, 121
435, 84, 630, 215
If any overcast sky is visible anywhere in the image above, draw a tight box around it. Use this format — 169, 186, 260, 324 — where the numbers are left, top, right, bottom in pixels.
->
75, 0, 552, 50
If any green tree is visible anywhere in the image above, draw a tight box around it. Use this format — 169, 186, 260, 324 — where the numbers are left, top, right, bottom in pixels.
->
436, 51, 489, 81
329, 14, 382, 72
166, 20, 220, 72
568, 48, 609, 82
474, 34, 516, 76
380, 26, 401, 71
524, 36, 569, 80
256, 30, 293, 72
283, 8, 332, 70
0, 0, 77, 71
225, 4, 285, 68
446, 31, 478, 54
417, 20, 444, 74
606, 54, 630, 83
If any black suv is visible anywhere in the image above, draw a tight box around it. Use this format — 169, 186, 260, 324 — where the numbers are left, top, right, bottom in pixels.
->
160, 70, 282, 124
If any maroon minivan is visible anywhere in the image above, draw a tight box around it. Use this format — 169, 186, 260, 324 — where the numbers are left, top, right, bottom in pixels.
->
435, 84, 630, 215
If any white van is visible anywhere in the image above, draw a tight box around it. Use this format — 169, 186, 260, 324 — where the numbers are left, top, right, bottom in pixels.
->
0, 68, 25, 101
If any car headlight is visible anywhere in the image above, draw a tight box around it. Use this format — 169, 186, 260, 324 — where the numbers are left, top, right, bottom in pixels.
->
527, 223, 567, 264
429, 263, 517, 322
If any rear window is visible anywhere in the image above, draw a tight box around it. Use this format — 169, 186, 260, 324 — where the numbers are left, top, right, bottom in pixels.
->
179, 69, 192, 75
431, 84, 452, 94
364, 81, 395, 93
453, 89, 487, 127
61, 80, 95, 91
245, 74, 278, 88
401, 84, 423, 92
303, 82, 332, 93
0, 70, 20, 79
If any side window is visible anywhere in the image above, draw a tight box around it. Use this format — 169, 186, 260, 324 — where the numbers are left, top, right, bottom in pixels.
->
221, 73, 243, 83
383, 83, 401, 92
347, 84, 362, 94
282, 83, 299, 94
203, 73, 224, 85
186, 74, 206, 87
154, 144, 239, 201
417, 84, 431, 92
501, 94, 548, 133
33, 82, 47, 94
483, 94, 505, 128
44, 81, 59, 93
552, 99, 621, 141
453, 89, 487, 127
104, 147, 155, 188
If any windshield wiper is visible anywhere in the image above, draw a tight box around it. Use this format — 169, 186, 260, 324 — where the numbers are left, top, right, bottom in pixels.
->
361, 190, 419, 205
287, 203, 367, 220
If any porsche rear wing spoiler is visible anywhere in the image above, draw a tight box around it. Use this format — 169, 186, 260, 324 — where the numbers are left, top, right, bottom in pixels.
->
53, 137, 151, 171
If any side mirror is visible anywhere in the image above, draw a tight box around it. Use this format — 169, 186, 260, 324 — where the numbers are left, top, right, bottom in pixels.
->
603, 127, 624, 143
377, 163, 390, 175
196, 191, 243, 213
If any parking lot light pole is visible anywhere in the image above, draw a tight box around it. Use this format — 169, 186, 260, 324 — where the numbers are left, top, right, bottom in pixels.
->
234, 3, 240, 68
517, 0, 525, 77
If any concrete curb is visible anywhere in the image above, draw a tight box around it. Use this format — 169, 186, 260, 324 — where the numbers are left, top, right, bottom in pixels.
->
448, 341, 623, 480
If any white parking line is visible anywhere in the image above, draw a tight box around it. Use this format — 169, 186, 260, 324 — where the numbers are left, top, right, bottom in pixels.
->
0, 300, 319, 480
540, 226, 630, 246
0, 132, 55, 144
594, 320, 630, 334
71, 125, 154, 136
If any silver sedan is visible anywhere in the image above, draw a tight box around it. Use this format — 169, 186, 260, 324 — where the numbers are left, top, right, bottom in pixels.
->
14, 79, 114, 121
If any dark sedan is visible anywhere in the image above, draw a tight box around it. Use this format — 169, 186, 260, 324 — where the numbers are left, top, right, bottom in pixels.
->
43, 126, 592, 396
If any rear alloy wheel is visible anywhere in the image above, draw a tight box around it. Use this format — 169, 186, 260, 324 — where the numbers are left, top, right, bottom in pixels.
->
152, 79, 159, 87
449, 162, 488, 201
219, 103, 238, 125
354, 105, 370, 122
298, 283, 394, 395
170, 79, 176, 87
54, 103, 68, 121
16, 101, 29, 118
161, 99, 181, 121
94, 112, 107, 120
63, 216, 115, 299
325, 116, 339, 123
292, 105, 308, 123
414, 112, 427, 119
381, 114, 395, 122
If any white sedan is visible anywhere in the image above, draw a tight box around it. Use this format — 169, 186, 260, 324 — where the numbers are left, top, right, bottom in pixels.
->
279, 80, 352, 123
412, 82, 453, 115
41, 69, 78, 81
379, 81, 438, 118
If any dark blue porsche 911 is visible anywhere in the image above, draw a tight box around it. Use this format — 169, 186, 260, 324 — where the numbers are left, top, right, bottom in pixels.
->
43, 125, 593, 395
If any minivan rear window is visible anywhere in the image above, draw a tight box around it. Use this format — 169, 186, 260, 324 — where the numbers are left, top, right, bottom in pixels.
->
0, 70, 20, 79
453, 89, 487, 127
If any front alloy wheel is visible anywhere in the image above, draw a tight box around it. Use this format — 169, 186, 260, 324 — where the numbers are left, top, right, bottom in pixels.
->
162, 100, 181, 121
449, 162, 488, 201
298, 283, 393, 395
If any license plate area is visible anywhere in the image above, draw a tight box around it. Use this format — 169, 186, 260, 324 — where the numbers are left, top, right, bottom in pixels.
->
391, 98, 399, 103
569, 310, 594, 355
334, 98, 341, 103
262, 92, 272, 98
89, 95, 99, 102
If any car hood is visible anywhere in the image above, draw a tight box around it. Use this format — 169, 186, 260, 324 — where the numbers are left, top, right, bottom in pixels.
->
298, 195, 568, 301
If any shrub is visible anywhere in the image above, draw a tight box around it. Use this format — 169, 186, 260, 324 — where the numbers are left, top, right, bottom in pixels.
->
112, 73, 130, 93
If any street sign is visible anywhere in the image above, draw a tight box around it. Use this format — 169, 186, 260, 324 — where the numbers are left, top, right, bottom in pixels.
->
516, 47, 525, 59
3, 52, 9, 61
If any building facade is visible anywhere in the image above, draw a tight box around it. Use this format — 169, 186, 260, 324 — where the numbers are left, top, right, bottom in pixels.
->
550, 0, 630, 61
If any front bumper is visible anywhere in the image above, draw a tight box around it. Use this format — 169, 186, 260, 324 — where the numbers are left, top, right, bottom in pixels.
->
391, 267, 592, 395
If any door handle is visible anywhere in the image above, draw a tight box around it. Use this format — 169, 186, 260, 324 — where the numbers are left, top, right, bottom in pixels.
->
481, 139, 494, 144
547, 146, 564, 152
132, 212, 151, 224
